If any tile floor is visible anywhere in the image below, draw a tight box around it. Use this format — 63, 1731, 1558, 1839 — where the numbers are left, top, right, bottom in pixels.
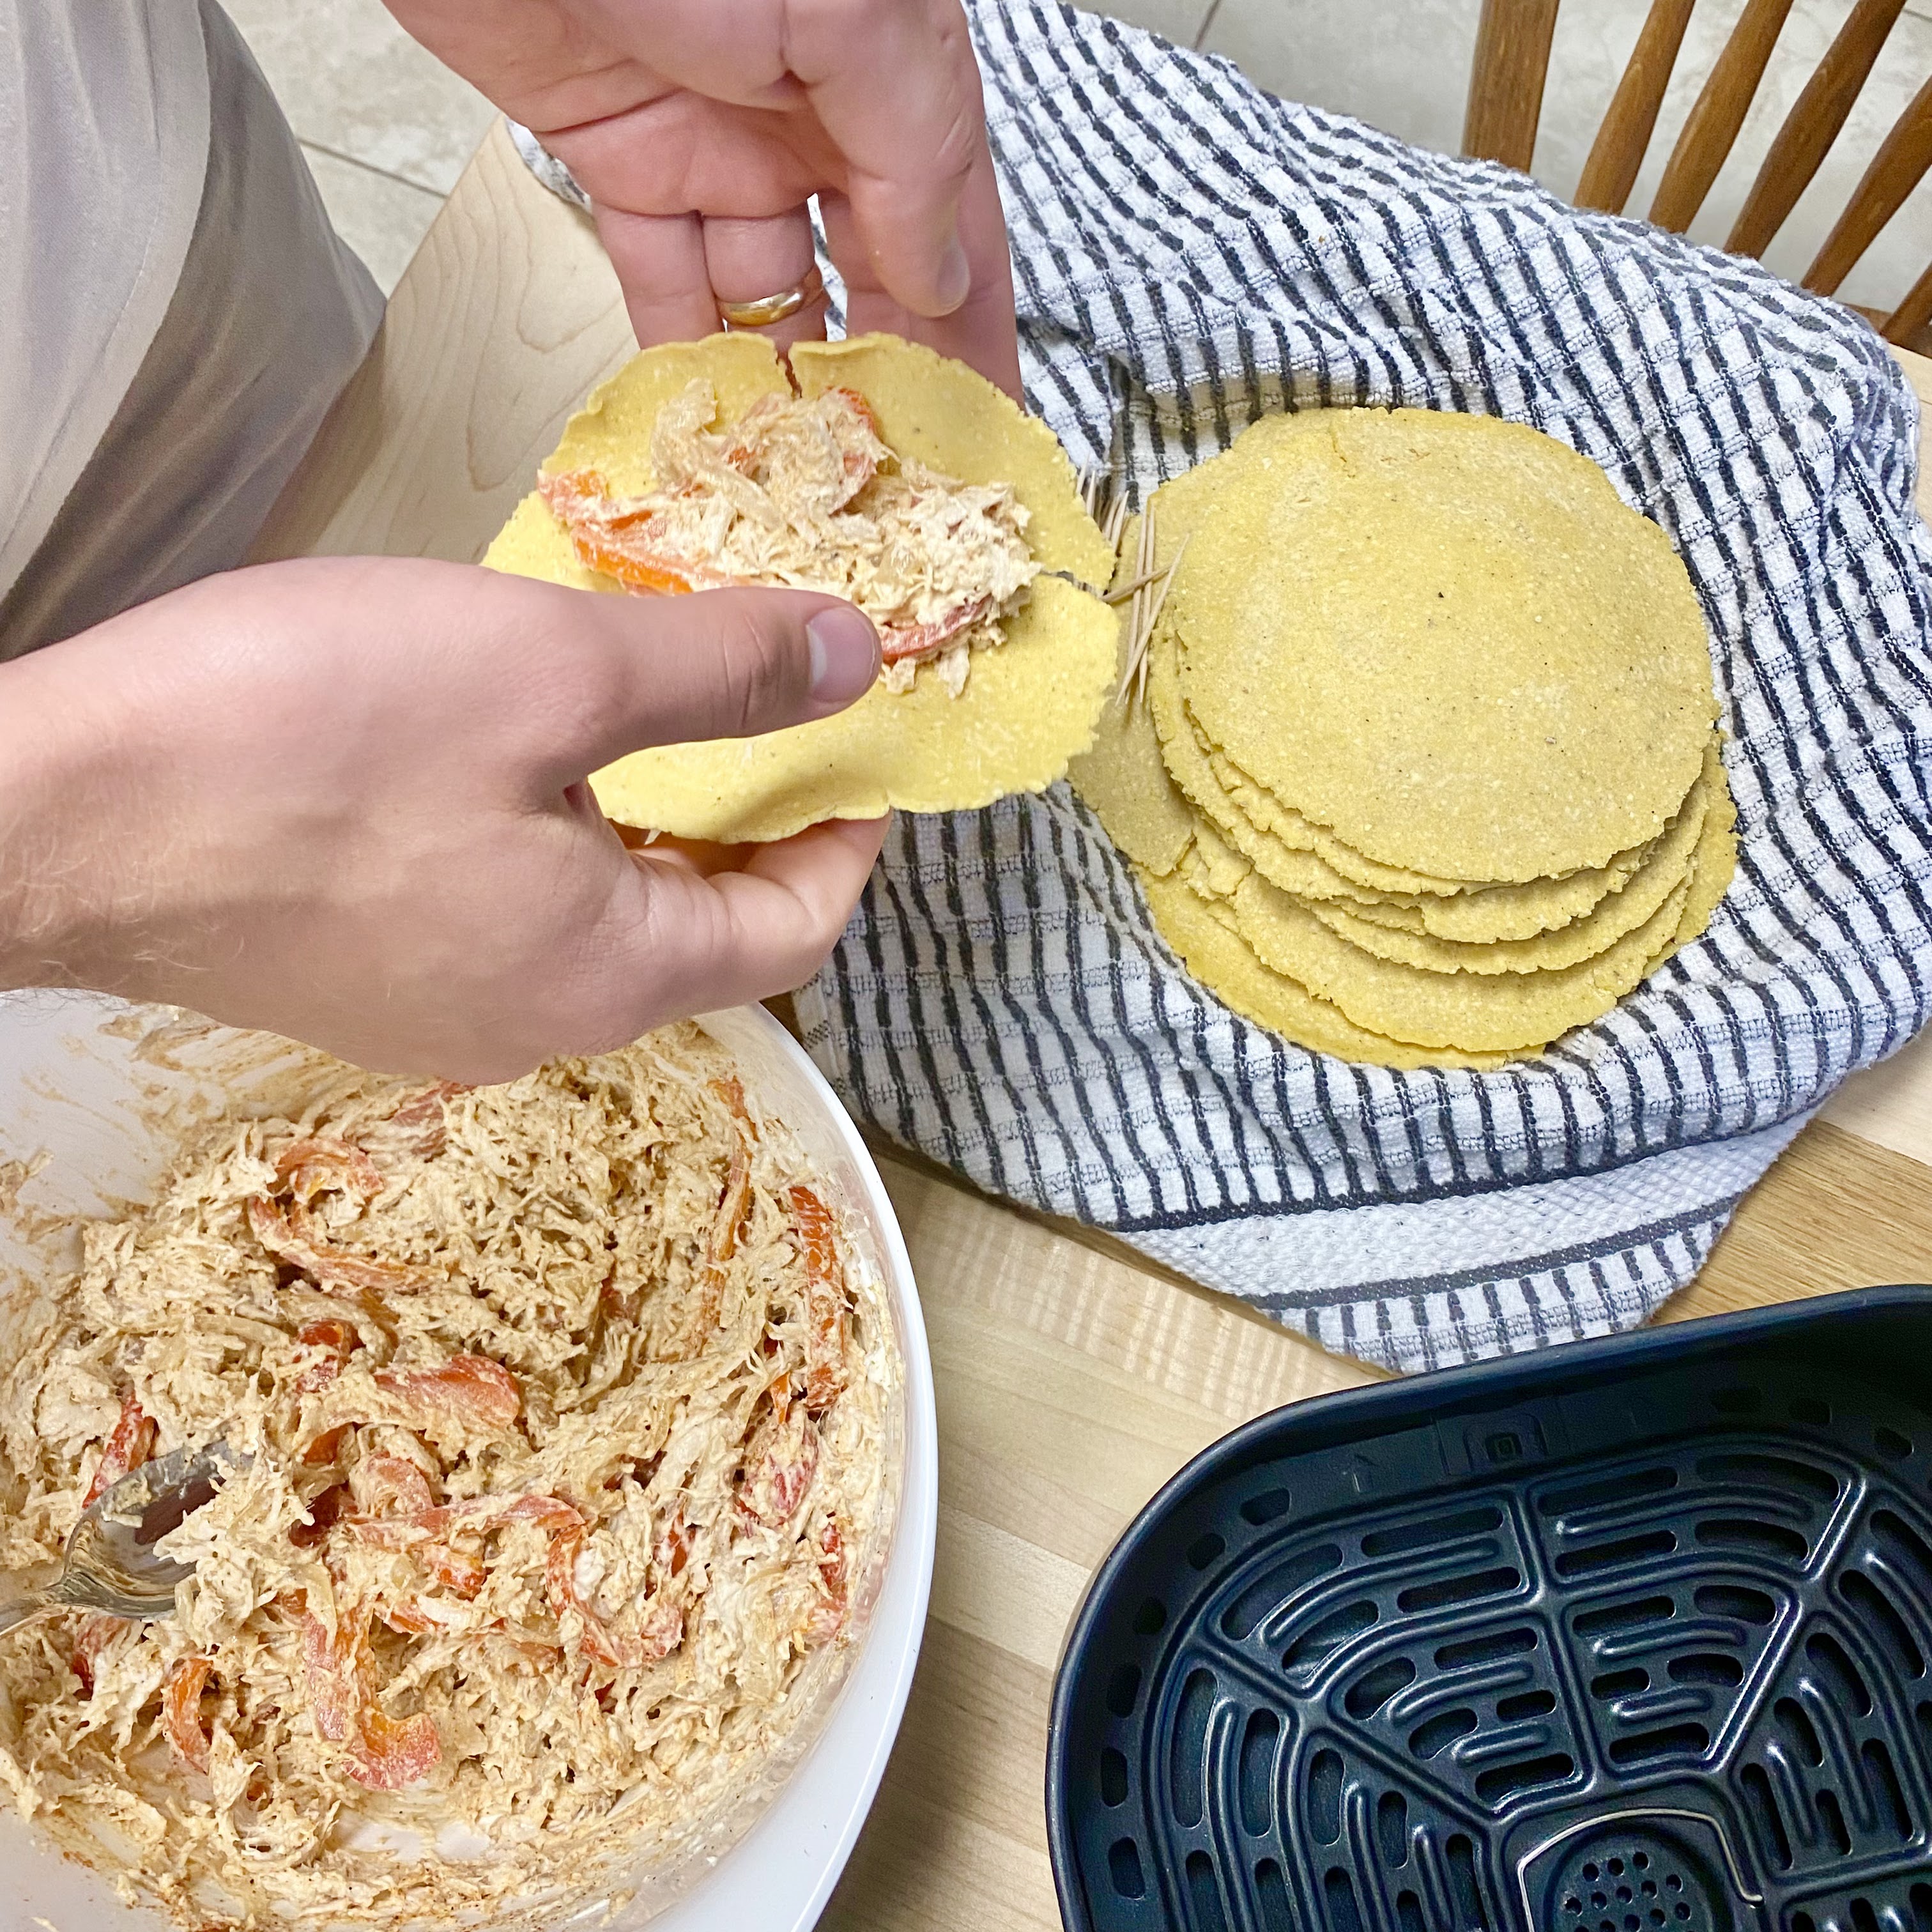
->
228, 0, 1929, 317
224, 0, 494, 292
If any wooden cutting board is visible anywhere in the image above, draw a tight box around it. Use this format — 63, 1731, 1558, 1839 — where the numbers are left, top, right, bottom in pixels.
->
257, 121, 1932, 1931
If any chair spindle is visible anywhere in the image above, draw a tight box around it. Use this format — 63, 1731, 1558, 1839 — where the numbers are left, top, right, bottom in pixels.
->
1802, 70, 1932, 296
1464, 0, 1561, 171
1649, 0, 1795, 231
1726, 0, 1909, 257
1576, 0, 1698, 215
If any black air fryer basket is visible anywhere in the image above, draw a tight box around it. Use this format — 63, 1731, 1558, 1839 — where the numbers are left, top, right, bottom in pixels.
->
1047, 1286, 1932, 1932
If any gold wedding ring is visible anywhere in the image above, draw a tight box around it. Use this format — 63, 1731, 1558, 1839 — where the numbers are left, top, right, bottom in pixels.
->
717, 264, 825, 329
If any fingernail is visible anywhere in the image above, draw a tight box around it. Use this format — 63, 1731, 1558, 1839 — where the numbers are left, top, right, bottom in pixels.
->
935, 237, 971, 313
806, 607, 880, 705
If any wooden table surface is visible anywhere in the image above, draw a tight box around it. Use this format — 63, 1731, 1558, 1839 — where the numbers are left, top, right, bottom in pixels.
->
256, 121, 1932, 1932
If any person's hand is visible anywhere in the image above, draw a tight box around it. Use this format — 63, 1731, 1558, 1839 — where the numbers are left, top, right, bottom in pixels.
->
381, 0, 1021, 394
0, 561, 886, 1081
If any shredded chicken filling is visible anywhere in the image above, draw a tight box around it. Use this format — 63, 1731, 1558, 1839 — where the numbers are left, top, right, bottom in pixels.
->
540, 378, 1036, 695
0, 1027, 891, 1929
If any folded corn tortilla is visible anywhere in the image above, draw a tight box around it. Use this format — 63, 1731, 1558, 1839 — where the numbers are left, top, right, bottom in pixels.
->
485, 332, 1119, 841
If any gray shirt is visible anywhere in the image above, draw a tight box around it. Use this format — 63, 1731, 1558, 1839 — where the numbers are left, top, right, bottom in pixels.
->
0, 0, 382, 656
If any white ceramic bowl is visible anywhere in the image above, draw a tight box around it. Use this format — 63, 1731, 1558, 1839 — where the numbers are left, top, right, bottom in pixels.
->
0, 992, 936, 1932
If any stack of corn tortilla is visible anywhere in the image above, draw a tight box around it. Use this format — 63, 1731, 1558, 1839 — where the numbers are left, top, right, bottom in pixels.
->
1071, 408, 1736, 1070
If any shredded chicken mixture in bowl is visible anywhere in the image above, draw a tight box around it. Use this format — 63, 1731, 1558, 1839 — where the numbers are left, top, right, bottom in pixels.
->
0, 1023, 898, 1930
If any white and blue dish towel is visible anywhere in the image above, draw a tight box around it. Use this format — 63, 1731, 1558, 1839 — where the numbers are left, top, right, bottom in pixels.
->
523, 3, 1932, 1374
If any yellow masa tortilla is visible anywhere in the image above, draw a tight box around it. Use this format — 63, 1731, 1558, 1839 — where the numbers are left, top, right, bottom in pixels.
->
1074, 405, 1738, 1066
1303, 751, 1717, 975
483, 332, 1119, 841
1174, 408, 1718, 882
1140, 870, 1513, 1071
1186, 809, 1728, 1054
1148, 615, 1676, 935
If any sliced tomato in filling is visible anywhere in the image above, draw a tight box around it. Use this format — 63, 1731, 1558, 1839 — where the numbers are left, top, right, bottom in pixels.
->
351, 1452, 435, 1517
300, 1600, 441, 1790
247, 1196, 438, 1298
83, 1389, 156, 1509
162, 1655, 215, 1774
373, 1354, 521, 1432
272, 1137, 383, 1206
350, 1703, 443, 1790
878, 594, 992, 664
70, 1613, 126, 1694
373, 1080, 468, 1158
538, 469, 731, 597
737, 1396, 819, 1529
539, 428, 995, 670
786, 1184, 850, 1412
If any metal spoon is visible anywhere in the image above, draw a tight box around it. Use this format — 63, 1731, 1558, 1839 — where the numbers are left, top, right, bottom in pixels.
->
0, 1441, 242, 1636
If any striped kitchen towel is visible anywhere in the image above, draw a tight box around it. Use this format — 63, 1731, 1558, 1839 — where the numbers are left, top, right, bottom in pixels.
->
794, 3, 1932, 1374
512, 3, 1932, 1374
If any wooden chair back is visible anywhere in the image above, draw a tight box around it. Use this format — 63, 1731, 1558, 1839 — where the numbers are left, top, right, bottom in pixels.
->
1462, 0, 1932, 351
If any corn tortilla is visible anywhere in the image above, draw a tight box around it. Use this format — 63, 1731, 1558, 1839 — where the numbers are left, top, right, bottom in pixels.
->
1184, 817, 1256, 898
1125, 420, 1569, 902
1304, 749, 1717, 975
1190, 699, 1668, 917
1125, 440, 1492, 901
1192, 698, 1663, 915
1174, 407, 1717, 882
1068, 675, 1199, 875
1186, 694, 1491, 897
1139, 869, 1513, 1070
1075, 406, 1739, 1064
1131, 473, 1683, 933
1219, 852, 1712, 1053
482, 332, 1118, 841
1238, 871, 1688, 1052
1145, 621, 1409, 907
539, 332, 797, 491
1670, 768, 1738, 945
1066, 511, 1199, 874
1148, 618, 1675, 940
